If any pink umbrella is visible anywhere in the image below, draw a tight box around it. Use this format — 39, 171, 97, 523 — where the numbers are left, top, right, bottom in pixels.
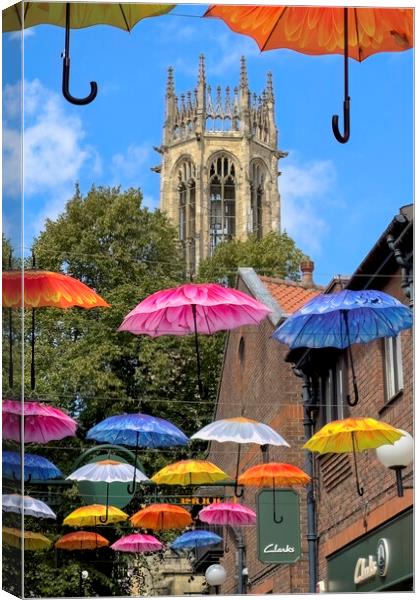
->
118, 283, 271, 396
198, 502, 256, 526
2, 400, 77, 443
111, 533, 163, 553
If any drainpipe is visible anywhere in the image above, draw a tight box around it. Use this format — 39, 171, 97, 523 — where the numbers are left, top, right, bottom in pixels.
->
294, 368, 318, 593
229, 527, 246, 594
386, 233, 413, 306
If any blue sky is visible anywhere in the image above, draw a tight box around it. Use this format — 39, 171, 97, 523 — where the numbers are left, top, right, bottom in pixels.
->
2, 3, 413, 285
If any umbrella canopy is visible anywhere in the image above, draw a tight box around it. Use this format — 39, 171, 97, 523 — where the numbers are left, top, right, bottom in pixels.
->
2, 494, 56, 519
63, 504, 128, 527
170, 530, 222, 550
130, 503, 193, 530
3, 2, 175, 105
198, 502, 256, 527
303, 417, 404, 497
2, 270, 110, 309
3, 526, 51, 551
67, 459, 148, 483
151, 459, 230, 486
238, 463, 311, 488
3, 400, 77, 443
55, 531, 110, 551
272, 289, 412, 406
2, 451, 63, 482
204, 6, 413, 143
303, 417, 404, 454
118, 282, 271, 398
111, 533, 162, 553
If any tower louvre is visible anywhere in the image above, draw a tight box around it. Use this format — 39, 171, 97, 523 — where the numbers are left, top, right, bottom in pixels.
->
156, 55, 287, 276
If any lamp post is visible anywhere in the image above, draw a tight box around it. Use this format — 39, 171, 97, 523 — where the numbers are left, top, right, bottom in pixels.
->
79, 570, 89, 597
205, 564, 227, 595
375, 430, 414, 497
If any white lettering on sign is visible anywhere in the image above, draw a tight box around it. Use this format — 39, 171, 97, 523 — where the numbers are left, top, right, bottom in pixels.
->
354, 556, 378, 584
264, 543, 295, 554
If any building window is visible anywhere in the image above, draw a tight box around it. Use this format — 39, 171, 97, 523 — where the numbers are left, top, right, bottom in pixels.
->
250, 162, 265, 239
209, 156, 236, 254
177, 161, 196, 275
319, 354, 349, 425
384, 335, 403, 401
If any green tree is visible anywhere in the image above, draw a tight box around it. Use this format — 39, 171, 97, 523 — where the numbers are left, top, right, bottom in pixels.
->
198, 231, 308, 285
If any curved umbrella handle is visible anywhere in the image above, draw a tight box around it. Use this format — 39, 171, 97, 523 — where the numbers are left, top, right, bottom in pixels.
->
332, 98, 350, 144
99, 483, 110, 523
272, 484, 283, 524
346, 380, 359, 407
234, 481, 244, 498
127, 432, 139, 495
351, 433, 364, 497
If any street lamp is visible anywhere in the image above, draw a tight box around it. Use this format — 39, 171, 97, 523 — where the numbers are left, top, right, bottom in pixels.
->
79, 570, 89, 596
375, 430, 414, 497
205, 564, 227, 595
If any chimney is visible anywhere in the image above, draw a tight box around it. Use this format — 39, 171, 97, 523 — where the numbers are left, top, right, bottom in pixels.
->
300, 260, 315, 289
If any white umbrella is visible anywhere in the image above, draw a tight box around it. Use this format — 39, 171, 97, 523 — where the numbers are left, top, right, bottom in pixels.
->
2, 494, 57, 519
191, 417, 290, 496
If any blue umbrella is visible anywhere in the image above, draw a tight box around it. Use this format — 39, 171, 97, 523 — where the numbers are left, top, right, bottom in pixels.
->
2, 451, 63, 482
273, 289, 412, 406
86, 414, 188, 493
170, 530, 222, 550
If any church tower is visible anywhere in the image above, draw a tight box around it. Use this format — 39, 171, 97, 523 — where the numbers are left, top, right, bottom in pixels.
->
156, 55, 287, 275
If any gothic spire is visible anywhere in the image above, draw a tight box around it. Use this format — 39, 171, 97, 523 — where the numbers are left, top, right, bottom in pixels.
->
266, 71, 274, 102
198, 54, 206, 87
240, 56, 248, 89
166, 66, 175, 96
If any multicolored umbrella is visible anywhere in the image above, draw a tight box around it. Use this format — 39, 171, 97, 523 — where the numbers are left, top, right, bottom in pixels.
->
3, 400, 77, 443
2, 267, 110, 389
63, 504, 128, 527
118, 282, 271, 397
191, 416, 290, 495
111, 533, 163, 553
3, 3, 175, 105
170, 530, 222, 550
2, 451, 63, 482
198, 502, 256, 527
151, 459, 230, 487
272, 289, 412, 405
87, 413, 188, 492
55, 531, 110, 551
67, 459, 149, 522
303, 417, 404, 496
238, 463, 310, 523
130, 503, 193, 531
3, 526, 51, 551
204, 6, 413, 143
2, 494, 56, 519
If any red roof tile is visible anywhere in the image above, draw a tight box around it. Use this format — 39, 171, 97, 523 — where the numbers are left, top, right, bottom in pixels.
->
259, 276, 323, 314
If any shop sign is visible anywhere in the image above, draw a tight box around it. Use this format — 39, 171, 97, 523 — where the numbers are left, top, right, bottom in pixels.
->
353, 538, 390, 585
257, 490, 301, 564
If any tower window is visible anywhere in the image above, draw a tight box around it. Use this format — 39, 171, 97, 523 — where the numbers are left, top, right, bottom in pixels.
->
250, 162, 265, 239
209, 156, 236, 254
177, 160, 196, 276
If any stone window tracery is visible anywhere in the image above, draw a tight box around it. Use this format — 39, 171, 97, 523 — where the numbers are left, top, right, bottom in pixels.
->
209, 156, 236, 254
177, 160, 196, 275
250, 162, 265, 239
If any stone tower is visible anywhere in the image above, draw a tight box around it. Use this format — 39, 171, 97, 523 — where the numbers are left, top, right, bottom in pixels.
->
156, 55, 287, 275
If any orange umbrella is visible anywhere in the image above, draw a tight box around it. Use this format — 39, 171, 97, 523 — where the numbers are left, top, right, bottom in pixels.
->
130, 503, 193, 530
204, 6, 413, 143
55, 531, 110, 551
2, 267, 110, 389
238, 462, 310, 523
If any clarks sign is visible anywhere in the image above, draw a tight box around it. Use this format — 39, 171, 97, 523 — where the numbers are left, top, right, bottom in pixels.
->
257, 490, 301, 564
354, 539, 390, 585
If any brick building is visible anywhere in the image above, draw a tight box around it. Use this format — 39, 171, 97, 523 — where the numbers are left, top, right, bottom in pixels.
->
197, 204, 413, 594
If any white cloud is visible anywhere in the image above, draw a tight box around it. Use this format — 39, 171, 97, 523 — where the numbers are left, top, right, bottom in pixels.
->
280, 153, 336, 255
7, 29, 35, 41
111, 143, 152, 186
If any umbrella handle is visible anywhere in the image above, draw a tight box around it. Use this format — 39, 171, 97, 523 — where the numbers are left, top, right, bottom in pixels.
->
99, 484, 110, 523
62, 3, 98, 106
234, 446, 244, 497
127, 432, 139, 495
273, 485, 283, 524
234, 482, 244, 498
332, 7, 350, 144
351, 434, 364, 497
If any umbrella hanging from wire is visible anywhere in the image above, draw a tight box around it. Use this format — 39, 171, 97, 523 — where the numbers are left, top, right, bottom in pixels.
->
238, 462, 310, 523
198, 501, 256, 553
63, 504, 128, 527
303, 417, 404, 496
191, 416, 289, 497
118, 282, 271, 398
111, 533, 163, 553
67, 459, 149, 523
2, 494, 56, 519
3, 400, 77, 443
204, 5, 413, 143
2, 264, 110, 389
272, 289, 412, 406
3, 2, 175, 105
55, 531, 110, 551
3, 526, 51, 551
2, 451, 63, 483
170, 530, 222, 550
130, 503, 193, 530
151, 459, 231, 486
86, 413, 188, 494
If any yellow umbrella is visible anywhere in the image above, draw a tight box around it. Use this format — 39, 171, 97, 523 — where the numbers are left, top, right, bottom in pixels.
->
3, 526, 51, 551
303, 417, 404, 496
3, 2, 175, 105
63, 504, 128, 527
151, 459, 231, 486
